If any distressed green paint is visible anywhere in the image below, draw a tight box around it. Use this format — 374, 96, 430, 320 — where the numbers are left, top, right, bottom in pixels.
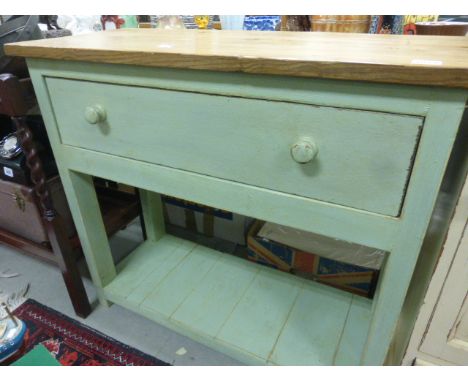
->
59, 170, 116, 306
59, 145, 400, 251
46, 76, 422, 217
109, 236, 194, 300
107, 235, 373, 366
216, 268, 303, 360
26, 57, 467, 365
360, 97, 466, 365
138, 190, 165, 242
125, 238, 195, 302
334, 295, 373, 365
268, 280, 352, 365
389, 134, 468, 365
142, 245, 223, 317
170, 249, 258, 337
29, 58, 458, 116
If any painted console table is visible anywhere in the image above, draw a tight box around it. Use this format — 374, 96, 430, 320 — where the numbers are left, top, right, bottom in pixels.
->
6, 30, 468, 365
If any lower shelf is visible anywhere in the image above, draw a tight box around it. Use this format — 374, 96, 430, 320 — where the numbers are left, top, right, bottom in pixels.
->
104, 234, 373, 365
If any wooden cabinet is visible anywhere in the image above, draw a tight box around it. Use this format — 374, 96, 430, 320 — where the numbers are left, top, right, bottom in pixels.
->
5, 30, 468, 365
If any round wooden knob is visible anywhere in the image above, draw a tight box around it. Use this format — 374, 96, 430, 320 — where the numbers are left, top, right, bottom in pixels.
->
84, 105, 106, 124
291, 139, 318, 164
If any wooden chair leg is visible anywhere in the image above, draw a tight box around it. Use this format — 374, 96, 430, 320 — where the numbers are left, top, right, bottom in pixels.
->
13, 116, 92, 318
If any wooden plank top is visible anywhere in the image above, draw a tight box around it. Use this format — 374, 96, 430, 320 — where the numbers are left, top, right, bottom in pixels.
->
5, 29, 468, 88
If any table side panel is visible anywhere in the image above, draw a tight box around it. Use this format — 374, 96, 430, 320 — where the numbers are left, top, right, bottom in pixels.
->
361, 95, 467, 365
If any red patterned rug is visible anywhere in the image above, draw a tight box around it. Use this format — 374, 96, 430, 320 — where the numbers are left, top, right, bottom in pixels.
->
13, 299, 169, 366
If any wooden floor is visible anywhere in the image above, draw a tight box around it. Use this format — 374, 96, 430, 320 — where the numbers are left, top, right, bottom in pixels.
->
104, 234, 373, 365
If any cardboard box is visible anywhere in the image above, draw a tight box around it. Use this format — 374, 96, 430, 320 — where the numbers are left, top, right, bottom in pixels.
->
162, 196, 252, 245
247, 221, 381, 298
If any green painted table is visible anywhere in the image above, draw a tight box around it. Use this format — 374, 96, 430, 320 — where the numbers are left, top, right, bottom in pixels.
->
5, 30, 468, 365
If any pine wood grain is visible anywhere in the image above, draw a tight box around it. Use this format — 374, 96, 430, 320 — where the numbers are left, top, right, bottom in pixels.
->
5, 29, 468, 88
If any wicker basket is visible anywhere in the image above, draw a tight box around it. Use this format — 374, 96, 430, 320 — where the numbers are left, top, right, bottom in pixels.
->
415, 22, 468, 36
309, 15, 371, 33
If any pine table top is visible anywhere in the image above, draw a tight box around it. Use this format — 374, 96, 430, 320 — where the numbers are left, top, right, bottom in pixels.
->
5, 29, 468, 88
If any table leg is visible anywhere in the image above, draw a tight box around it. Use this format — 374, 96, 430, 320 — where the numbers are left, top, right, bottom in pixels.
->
138, 189, 165, 242
58, 169, 116, 307
13, 116, 91, 318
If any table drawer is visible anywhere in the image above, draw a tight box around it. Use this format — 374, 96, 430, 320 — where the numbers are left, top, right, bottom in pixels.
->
47, 77, 423, 217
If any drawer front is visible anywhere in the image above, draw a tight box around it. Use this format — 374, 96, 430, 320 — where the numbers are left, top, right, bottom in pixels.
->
47, 78, 423, 216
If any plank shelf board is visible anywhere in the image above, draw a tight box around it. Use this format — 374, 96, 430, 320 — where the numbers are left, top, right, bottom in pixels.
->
104, 234, 373, 365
